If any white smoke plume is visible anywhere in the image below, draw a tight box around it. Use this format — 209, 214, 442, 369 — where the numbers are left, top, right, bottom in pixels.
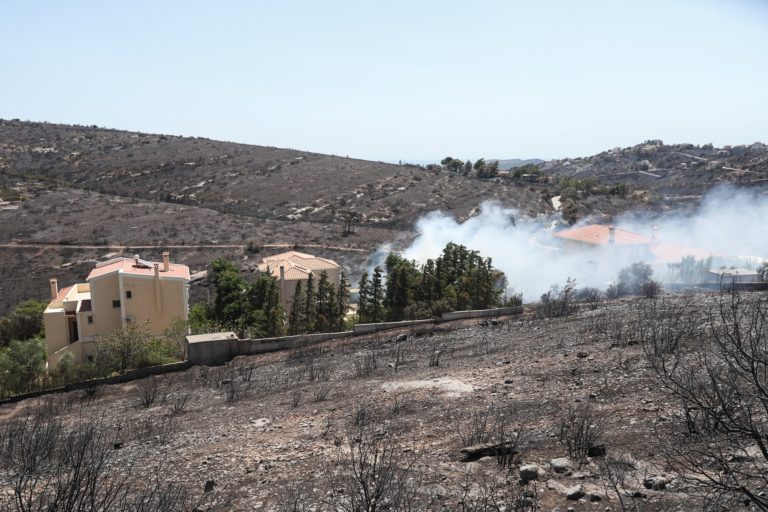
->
395, 185, 768, 302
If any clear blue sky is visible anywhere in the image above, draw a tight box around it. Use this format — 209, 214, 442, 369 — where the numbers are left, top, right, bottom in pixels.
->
1, 1, 767, 161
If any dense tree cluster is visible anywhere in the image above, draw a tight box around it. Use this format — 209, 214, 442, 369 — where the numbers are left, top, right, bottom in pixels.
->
357, 243, 508, 323
287, 271, 350, 335
0, 300, 47, 397
0, 300, 46, 348
473, 158, 500, 179
194, 259, 351, 337
192, 259, 285, 338
439, 156, 501, 178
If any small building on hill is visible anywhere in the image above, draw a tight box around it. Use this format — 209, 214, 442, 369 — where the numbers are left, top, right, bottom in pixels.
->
554, 224, 653, 260
257, 251, 341, 311
705, 268, 763, 285
44, 252, 190, 367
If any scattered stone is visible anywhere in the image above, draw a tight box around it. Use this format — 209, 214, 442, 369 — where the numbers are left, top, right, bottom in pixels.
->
632, 489, 647, 498
590, 493, 603, 502
490, 320, 500, 326
113, 442, 123, 450
460, 441, 519, 462
251, 418, 270, 428
577, 351, 589, 358
204, 480, 215, 493
519, 464, 539, 482
504, 377, 514, 384
550, 457, 572, 474
565, 484, 585, 500
395, 334, 408, 342
588, 444, 607, 457
643, 476, 668, 490
546, 479, 567, 493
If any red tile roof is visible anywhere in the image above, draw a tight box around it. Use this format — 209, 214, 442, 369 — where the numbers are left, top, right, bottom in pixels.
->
258, 251, 339, 280
650, 243, 715, 262
55, 285, 73, 301
87, 257, 190, 280
554, 225, 651, 246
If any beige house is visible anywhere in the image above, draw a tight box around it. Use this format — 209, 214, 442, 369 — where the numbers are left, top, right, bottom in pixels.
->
257, 251, 341, 311
44, 252, 190, 366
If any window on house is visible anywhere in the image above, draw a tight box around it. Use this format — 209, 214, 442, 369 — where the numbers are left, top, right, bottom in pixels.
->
87, 316, 93, 324
112, 300, 121, 308
126, 290, 132, 299
87, 355, 94, 363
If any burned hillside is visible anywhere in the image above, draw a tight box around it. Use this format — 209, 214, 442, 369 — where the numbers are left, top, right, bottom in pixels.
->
2, 291, 766, 511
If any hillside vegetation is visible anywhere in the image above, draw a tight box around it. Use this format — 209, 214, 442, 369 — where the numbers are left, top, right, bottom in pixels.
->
1, 120, 766, 312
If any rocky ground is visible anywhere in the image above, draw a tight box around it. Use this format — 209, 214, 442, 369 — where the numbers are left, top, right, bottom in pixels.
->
4, 120, 767, 314
3, 292, 758, 511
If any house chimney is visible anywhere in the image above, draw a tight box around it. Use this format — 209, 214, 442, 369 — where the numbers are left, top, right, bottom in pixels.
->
50, 278, 58, 299
162, 251, 170, 272
134, 254, 141, 267
154, 264, 162, 313
608, 225, 616, 245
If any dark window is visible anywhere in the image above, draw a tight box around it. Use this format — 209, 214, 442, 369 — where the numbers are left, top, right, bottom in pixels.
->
88, 315, 93, 324
87, 355, 94, 362
112, 300, 121, 308
126, 290, 132, 299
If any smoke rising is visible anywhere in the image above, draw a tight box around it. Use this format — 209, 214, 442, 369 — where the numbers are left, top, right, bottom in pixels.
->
397, 186, 768, 301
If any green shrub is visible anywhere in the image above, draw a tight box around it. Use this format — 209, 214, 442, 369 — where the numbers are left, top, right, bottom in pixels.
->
0, 338, 46, 397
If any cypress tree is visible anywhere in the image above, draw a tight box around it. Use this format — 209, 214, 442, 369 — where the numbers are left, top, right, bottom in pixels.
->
288, 280, 305, 335
357, 272, 371, 323
336, 272, 350, 331
371, 267, 385, 322
304, 272, 316, 334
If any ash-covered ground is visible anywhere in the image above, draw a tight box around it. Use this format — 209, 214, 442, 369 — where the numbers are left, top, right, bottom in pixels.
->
2, 292, 766, 511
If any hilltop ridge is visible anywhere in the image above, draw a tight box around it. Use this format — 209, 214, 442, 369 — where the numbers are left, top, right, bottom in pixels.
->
0, 120, 766, 311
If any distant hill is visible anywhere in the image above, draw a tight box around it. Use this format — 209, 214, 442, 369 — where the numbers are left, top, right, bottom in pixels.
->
0, 121, 766, 312
493, 158, 545, 170
0, 120, 549, 311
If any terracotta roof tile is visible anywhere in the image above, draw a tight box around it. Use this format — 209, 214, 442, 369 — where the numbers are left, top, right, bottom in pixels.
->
258, 251, 340, 280
87, 257, 190, 281
554, 225, 651, 246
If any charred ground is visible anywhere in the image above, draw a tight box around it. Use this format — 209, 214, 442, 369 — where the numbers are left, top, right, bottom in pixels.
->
3, 292, 766, 511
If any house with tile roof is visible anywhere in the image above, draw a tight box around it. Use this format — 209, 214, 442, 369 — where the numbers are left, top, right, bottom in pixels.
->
44, 252, 190, 366
553, 224, 716, 265
257, 251, 341, 311
553, 224, 654, 261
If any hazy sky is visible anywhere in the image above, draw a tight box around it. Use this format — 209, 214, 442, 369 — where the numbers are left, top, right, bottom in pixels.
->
2, 1, 767, 161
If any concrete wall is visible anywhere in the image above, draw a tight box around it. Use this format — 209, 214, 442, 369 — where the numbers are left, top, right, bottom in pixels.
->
0, 361, 192, 405
90, 274, 122, 335
122, 275, 187, 335
441, 306, 523, 321
188, 306, 525, 366
44, 310, 69, 358
187, 330, 356, 365
353, 319, 435, 334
